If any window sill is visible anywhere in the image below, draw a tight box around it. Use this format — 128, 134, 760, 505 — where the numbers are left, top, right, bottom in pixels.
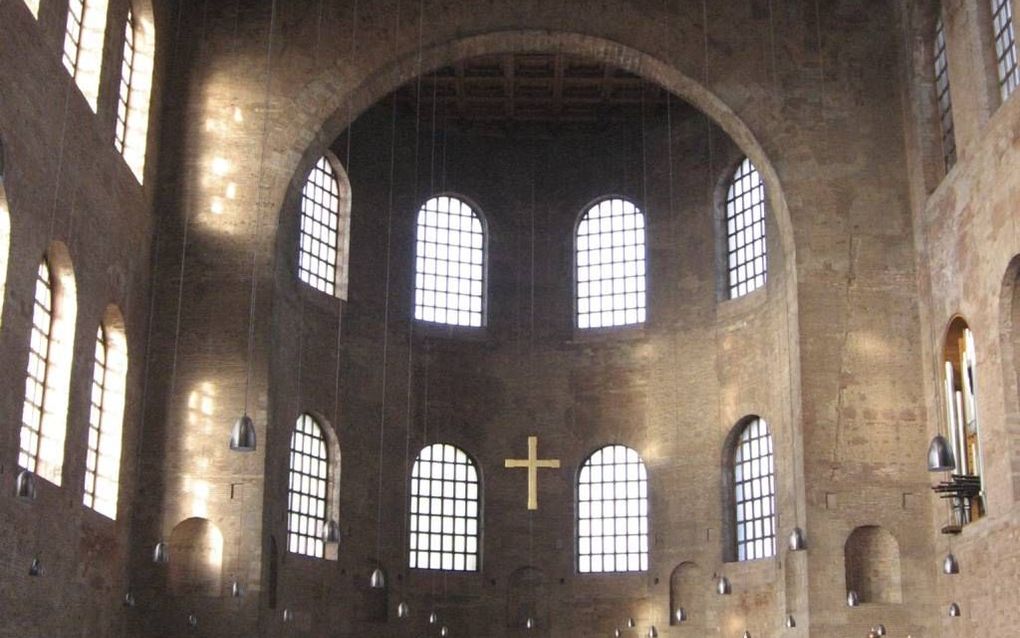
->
412, 320, 489, 341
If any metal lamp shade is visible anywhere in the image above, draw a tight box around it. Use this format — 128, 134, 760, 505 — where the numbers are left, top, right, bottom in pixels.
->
229, 415, 257, 452
28, 557, 42, 576
187, 614, 198, 628
231, 581, 243, 597
716, 576, 732, 595
153, 541, 170, 564
369, 567, 386, 589
674, 607, 687, 623
742, 632, 751, 638
397, 601, 410, 619
627, 618, 636, 628
282, 609, 294, 622
429, 611, 438, 625
943, 553, 959, 574
440, 626, 449, 636
788, 527, 806, 551
613, 629, 622, 638
846, 590, 860, 607
927, 434, 955, 472
949, 602, 961, 617
123, 592, 137, 607
647, 626, 658, 637
872, 624, 886, 636
16, 469, 37, 500
525, 617, 535, 630
785, 614, 796, 628
322, 519, 341, 544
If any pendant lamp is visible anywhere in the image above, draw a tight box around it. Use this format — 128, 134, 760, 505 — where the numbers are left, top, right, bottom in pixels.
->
872, 624, 886, 636
525, 617, 535, 630
428, 611, 438, 624
647, 626, 658, 637
16, 469, 37, 500
229, 415, 257, 452
613, 629, 622, 638
716, 575, 732, 595
674, 607, 687, 623
440, 626, 449, 636
742, 632, 751, 638
282, 609, 294, 623
788, 527, 806, 551
948, 602, 961, 617
943, 553, 959, 574
28, 557, 42, 576
187, 614, 198, 628
627, 617, 636, 628
231, 580, 243, 597
322, 519, 340, 544
926, 434, 955, 472
785, 614, 796, 628
846, 590, 860, 607
369, 567, 385, 589
153, 541, 169, 564
397, 601, 410, 619
123, 592, 136, 607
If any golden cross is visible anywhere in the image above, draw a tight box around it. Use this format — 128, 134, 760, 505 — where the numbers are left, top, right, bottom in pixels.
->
504, 436, 560, 511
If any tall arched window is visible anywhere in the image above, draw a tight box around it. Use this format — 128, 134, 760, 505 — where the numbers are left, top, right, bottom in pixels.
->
934, 12, 957, 171
287, 414, 331, 558
414, 196, 486, 327
114, 2, 155, 181
19, 245, 78, 486
83, 307, 128, 519
409, 443, 481, 571
0, 137, 9, 328
943, 318, 984, 523
991, 0, 1018, 101
725, 158, 767, 299
575, 198, 646, 329
577, 445, 649, 573
299, 155, 351, 298
730, 416, 776, 562
62, 0, 110, 111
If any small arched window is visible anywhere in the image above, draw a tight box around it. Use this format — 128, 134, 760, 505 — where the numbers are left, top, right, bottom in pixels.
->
19, 246, 77, 486
934, 12, 957, 171
577, 445, 649, 573
62, 0, 110, 111
114, 3, 155, 181
576, 198, 647, 329
299, 155, 351, 298
990, 0, 1018, 101
287, 414, 331, 558
409, 443, 481, 571
943, 318, 984, 523
731, 416, 776, 562
725, 158, 767, 299
83, 307, 128, 519
414, 196, 485, 327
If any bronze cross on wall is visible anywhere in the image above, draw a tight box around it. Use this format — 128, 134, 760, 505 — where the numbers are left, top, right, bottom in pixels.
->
504, 436, 560, 511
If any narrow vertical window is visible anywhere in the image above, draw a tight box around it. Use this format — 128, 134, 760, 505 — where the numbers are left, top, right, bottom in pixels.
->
943, 318, 984, 524
19, 262, 54, 478
577, 445, 649, 573
287, 414, 330, 558
115, 9, 136, 155
83, 310, 127, 519
991, 0, 1019, 101
409, 443, 481, 571
733, 417, 776, 561
61, 0, 109, 110
414, 196, 486, 327
934, 15, 957, 171
725, 158, 767, 299
575, 198, 647, 329
0, 138, 9, 328
18, 246, 77, 486
299, 156, 347, 297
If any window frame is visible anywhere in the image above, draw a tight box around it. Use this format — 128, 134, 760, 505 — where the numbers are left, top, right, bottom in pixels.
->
576, 444, 650, 575
990, 0, 1019, 102
297, 153, 351, 300
286, 413, 333, 559
412, 193, 489, 330
728, 416, 777, 563
82, 313, 127, 520
573, 195, 649, 332
722, 158, 768, 300
114, 7, 137, 156
407, 442, 483, 572
934, 11, 958, 172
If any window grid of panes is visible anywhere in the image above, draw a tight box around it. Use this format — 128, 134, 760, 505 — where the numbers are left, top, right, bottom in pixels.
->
991, 0, 1019, 101
62, 0, 87, 76
414, 196, 485, 327
115, 9, 136, 154
734, 417, 776, 561
725, 158, 767, 298
18, 262, 53, 474
578, 445, 649, 573
934, 16, 957, 171
83, 326, 120, 518
299, 157, 341, 296
409, 443, 480, 571
576, 199, 647, 329
287, 415, 329, 558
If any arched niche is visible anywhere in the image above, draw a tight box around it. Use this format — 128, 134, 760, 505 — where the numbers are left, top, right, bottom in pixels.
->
844, 526, 901, 605
943, 316, 985, 522
168, 517, 225, 596
1001, 255, 1020, 501
669, 561, 705, 627
507, 566, 548, 631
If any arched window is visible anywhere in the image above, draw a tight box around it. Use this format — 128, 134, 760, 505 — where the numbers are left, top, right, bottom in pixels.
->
576, 198, 646, 329
113, 2, 154, 181
299, 155, 351, 298
409, 443, 481, 571
62, 0, 110, 111
287, 414, 331, 558
19, 246, 77, 486
943, 318, 984, 523
731, 416, 776, 561
83, 307, 128, 519
990, 0, 1018, 101
577, 445, 649, 573
0, 137, 9, 328
934, 12, 957, 171
725, 158, 767, 299
414, 196, 485, 327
